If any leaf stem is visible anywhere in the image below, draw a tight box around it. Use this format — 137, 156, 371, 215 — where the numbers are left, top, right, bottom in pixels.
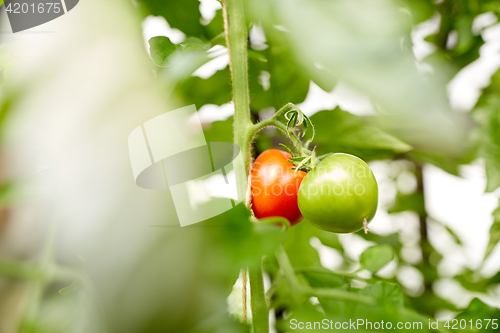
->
250, 118, 303, 154
275, 246, 376, 305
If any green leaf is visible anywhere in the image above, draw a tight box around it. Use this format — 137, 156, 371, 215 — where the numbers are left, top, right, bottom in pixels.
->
358, 282, 403, 307
162, 49, 210, 84
138, 0, 206, 38
456, 298, 500, 332
484, 200, 500, 261
176, 67, 232, 109
148, 36, 211, 69
388, 191, 426, 215
472, 71, 500, 192
284, 222, 321, 268
311, 109, 412, 161
297, 267, 346, 289
59, 279, 83, 296
203, 117, 234, 143
248, 50, 267, 63
408, 151, 462, 176
248, 40, 310, 111
179, 37, 211, 52
360, 245, 394, 273
148, 36, 176, 67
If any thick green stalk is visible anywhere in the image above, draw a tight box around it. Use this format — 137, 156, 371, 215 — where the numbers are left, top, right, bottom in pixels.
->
223, 0, 252, 199
223, 1, 269, 332
249, 265, 269, 333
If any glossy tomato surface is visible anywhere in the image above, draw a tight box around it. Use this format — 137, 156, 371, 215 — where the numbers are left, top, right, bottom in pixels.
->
251, 149, 306, 225
298, 153, 378, 233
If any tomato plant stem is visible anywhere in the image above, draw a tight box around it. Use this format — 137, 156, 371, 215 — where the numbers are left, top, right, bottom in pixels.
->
222, 0, 252, 161
249, 264, 269, 333
223, 1, 269, 332
242, 269, 247, 323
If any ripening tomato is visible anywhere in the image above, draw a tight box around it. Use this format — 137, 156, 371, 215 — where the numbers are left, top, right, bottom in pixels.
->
251, 149, 307, 225
298, 153, 378, 233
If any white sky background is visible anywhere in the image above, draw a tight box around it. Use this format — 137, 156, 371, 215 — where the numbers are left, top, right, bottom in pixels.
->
142, 0, 500, 310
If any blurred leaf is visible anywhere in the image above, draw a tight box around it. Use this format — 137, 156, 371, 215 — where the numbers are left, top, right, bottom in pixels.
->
388, 191, 426, 215
0, 181, 13, 205
203, 9, 225, 42
203, 117, 234, 143
356, 231, 401, 253
199, 203, 286, 269
245, 0, 472, 160
408, 151, 461, 176
310, 109, 412, 161
430, 218, 463, 245
402, 0, 434, 24
59, 279, 83, 296
427, 2, 485, 68
360, 245, 394, 273
409, 291, 460, 316
248, 58, 272, 111
248, 50, 267, 63
176, 68, 232, 108
149, 36, 176, 67
179, 37, 211, 52
248, 40, 309, 111
358, 282, 403, 307
267, 42, 310, 109
161, 49, 210, 84
484, 200, 500, 261
487, 270, 500, 285
149, 36, 211, 68
472, 71, 500, 192
138, 0, 207, 38
455, 269, 492, 293
284, 222, 321, 268
297, 267, 347, 289
312, 228, 344, 254
277, 304, 326, 333
456, 298, 500, 332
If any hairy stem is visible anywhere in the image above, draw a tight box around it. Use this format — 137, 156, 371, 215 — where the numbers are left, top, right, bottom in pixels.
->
249, 265, 269, 333
223, 0, 252, 178
242, 269, 247, 323
223, 1, 269, 332
251, 119, 303, 154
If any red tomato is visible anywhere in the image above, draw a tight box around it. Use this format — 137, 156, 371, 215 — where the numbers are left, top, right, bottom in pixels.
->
251, 149, 306, 225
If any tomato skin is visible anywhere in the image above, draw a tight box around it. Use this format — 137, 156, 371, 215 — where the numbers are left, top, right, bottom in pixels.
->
251, 149, 307, 225
298, 153, 378, 233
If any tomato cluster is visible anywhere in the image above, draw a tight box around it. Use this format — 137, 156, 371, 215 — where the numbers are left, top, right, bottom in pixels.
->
251, 150, 378, 233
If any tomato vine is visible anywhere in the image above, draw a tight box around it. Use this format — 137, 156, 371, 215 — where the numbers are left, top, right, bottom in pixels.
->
222, 1, 379, 331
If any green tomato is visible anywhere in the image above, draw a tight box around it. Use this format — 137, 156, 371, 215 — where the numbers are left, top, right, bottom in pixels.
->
298, 153, 378, 233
